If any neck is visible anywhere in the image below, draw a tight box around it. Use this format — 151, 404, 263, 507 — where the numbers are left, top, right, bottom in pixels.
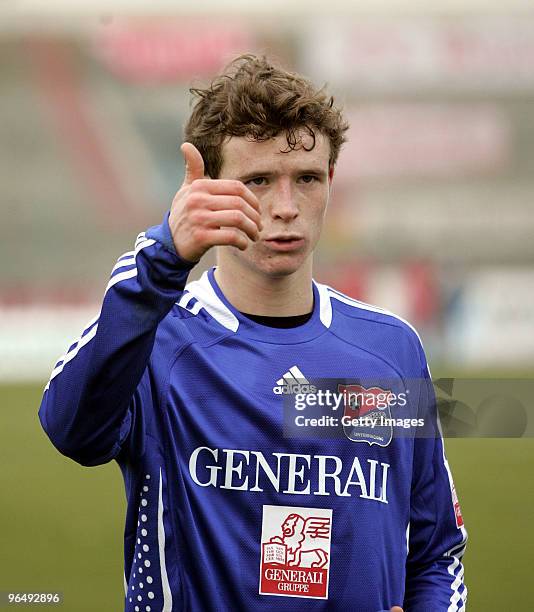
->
214, 256, 314, 317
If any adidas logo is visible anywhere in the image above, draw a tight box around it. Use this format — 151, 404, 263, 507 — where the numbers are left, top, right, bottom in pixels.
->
272, 366, 317, 395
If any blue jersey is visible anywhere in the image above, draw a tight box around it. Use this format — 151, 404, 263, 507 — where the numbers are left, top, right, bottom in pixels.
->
39, 215, 467, 611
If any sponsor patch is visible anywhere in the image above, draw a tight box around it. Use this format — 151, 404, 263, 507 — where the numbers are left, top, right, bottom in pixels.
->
259, 505, 332, 599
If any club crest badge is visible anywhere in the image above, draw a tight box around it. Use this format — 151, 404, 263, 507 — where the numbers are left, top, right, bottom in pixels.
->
259, 505, 333, 599
339, 384, 394, 447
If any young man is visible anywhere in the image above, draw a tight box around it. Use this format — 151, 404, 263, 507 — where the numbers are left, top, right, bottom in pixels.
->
39, 55, 467, 611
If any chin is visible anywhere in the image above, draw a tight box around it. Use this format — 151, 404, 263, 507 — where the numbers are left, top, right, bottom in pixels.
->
229, 245, 310, 279
255, 254, 307, 278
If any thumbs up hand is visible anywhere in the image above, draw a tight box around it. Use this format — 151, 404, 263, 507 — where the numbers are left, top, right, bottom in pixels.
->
168, 142, 263, 263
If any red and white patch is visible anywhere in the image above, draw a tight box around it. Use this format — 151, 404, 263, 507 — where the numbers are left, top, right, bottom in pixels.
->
451, 484, 464, 528
259, 505, 333, 600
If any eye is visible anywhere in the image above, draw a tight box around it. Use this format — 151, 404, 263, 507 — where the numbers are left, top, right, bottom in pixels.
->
299, 175, 318, 184
246, 177, 266, 186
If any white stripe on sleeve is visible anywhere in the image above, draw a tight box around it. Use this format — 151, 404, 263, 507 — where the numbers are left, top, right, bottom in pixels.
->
44, 238, 156, 389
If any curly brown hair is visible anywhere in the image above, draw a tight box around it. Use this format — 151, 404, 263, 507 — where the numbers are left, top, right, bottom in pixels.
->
184, 54, 349, 178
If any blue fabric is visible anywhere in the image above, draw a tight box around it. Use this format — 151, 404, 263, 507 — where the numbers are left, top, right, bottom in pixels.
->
39, 221, 467, 612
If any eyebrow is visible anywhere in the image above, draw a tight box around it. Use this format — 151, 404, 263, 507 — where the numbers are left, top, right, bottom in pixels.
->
238, 168, 328, 182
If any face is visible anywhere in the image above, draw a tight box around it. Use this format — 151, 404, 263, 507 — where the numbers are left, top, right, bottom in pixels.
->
218, 129, 333, 279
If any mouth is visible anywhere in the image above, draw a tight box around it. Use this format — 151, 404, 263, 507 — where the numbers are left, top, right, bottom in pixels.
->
264, 234, 305, 252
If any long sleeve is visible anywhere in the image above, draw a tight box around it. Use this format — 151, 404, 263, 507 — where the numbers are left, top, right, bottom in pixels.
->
404, 367, 468, 611
38, 214, 195, 467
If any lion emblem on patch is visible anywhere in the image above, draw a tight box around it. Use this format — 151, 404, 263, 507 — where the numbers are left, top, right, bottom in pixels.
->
267, 513, 330, 568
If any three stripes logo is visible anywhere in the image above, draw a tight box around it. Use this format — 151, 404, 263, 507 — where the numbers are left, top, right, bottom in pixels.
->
273, 366, 317, 395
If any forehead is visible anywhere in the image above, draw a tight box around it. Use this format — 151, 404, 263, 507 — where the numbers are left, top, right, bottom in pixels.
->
220, 130, 330, 177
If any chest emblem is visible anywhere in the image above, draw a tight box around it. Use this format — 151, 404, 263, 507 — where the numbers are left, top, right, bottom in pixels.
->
259, 504, 332, 599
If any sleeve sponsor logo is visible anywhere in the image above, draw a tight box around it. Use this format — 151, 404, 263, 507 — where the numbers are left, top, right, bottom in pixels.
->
451, 483, 464, 528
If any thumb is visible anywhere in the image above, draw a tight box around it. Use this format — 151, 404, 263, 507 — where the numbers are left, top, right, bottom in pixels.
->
390, 607, 404, 612
181, 142, 205, 185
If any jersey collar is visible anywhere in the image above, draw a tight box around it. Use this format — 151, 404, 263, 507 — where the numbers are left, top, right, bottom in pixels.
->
184, 267, 333, 344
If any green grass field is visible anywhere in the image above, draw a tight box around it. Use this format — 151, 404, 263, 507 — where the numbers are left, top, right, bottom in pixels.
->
2, 383, 533, 610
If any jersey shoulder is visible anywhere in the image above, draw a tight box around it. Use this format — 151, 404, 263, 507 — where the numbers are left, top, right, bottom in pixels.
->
316, 281, 428, 374
156, 275, 235, 352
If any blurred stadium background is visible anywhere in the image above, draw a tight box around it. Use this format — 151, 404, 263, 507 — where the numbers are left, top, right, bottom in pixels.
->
1, 0, 533, 609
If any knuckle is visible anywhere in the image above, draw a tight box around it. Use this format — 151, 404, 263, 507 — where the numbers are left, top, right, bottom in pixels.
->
191, 226, 206, 242
232, 196, 245, 211
228, 228, 241, 242
232, 180, 246, 194
183, 194, 196, 210
189, 179, 208, 195
187, 191, 207, 210
234, 229, 247, 248
188, 209, 202, 225
189, 179, 203, 190
232, 210, 245, 225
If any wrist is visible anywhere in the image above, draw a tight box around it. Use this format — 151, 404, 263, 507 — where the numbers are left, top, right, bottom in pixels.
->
146, 211, 198, 268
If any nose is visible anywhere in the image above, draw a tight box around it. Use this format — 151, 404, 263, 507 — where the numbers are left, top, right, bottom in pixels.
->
270, 177, 299, 222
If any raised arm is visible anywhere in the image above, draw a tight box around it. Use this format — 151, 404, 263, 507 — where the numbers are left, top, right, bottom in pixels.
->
39, 144, 261, 466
